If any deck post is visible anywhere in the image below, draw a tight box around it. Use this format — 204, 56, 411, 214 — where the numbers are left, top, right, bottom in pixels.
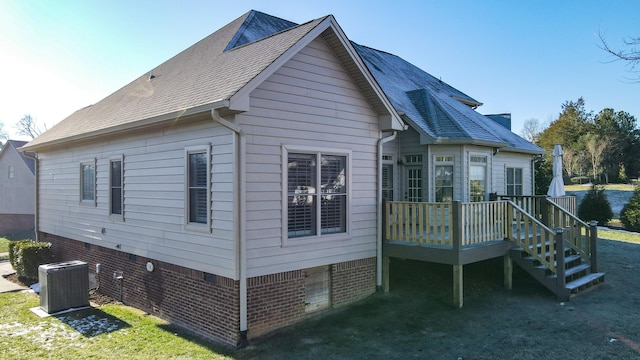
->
540, 197, 549, 227
589, 221, 598, 272
555, 228, 566, 293
452, 201, 463, 252
503, 255, 513, 290
382, 256, 390, 292
453, 264, 463, 308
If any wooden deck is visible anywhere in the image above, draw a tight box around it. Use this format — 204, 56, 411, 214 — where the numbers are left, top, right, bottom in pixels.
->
382, 196, 598, 307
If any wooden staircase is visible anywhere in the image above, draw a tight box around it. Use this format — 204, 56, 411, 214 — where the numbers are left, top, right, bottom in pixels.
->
503, 197, 605, 301
509, 241, 605, 301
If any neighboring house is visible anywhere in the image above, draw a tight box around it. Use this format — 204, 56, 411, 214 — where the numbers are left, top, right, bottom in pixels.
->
0, 140, 35, 234
21, 10, 553, 346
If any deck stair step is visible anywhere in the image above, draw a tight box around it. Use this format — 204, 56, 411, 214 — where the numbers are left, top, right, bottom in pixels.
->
566, 272, 605, 292
508, 239, 605, 301
564, 263, 591, 278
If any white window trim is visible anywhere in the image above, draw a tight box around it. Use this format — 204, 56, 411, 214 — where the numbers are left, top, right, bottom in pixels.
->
109, 155, 124, 221
468, 153, 488, 202
281, 145, 352, 247
382, 155, 395, 201
433, 153, 455, 202
184, 145, 211, 233
79, 159, 96, 206
506, 166, 524, 196
8, 165, 15, 179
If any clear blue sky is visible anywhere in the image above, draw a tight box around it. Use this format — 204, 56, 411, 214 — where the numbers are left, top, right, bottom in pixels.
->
1, 0, 638, 141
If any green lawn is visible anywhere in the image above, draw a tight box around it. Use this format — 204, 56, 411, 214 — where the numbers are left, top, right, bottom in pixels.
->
0, 292, 234, 360
565, 183, 635, 191
0, 237, 10, 253
597, 228, 640, 244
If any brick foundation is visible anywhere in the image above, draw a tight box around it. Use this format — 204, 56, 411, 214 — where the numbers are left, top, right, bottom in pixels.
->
331, 257, 377, 307
40, 232, 241, 346
39, 232, 377, 346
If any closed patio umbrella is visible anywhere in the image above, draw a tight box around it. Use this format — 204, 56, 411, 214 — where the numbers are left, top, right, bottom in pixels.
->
547, 144, 565, 197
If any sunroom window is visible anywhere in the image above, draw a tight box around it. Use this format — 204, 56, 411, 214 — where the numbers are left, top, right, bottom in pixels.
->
506, 167, 523, 196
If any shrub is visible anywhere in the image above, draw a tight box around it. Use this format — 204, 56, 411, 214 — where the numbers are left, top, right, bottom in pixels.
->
13, 241, 53, 280
621, 185, 640, 232
577, 185, 613, 225
8, 240, 32, 268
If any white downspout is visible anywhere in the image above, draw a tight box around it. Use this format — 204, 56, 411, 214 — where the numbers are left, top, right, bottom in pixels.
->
377, 131, 397, 290
22, 152, 39, 242
211, 109, 248, 345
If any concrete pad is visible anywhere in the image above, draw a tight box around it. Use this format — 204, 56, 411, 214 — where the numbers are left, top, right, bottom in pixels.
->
0, 260, 27, 293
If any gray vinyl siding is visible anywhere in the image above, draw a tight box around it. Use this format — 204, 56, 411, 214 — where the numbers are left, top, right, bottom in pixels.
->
0, 146, 35, 215
492, 152, 534, 196
240, 37, 382, 277
37, 119, 238, 279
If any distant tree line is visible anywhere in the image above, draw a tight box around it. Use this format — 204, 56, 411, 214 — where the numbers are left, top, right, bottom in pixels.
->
525, 98, 640, 194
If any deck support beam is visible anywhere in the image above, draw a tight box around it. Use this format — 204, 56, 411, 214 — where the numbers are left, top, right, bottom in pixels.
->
453, 264, 463, 308
503, 254, 512, 290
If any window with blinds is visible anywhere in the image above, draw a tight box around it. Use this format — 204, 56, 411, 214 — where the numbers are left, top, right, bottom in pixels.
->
185, 146, 210, 230
382, 164, 394, 201
188, 152, 208, 224
80, 160, 96, 204
287, 151, 347, 238
110, 158, 123, 216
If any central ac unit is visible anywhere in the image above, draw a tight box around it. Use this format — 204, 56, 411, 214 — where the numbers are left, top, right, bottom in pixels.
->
39, 260, 89, 313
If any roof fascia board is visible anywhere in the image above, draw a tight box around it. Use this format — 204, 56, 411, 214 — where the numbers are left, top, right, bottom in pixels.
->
20, 101, 228, 152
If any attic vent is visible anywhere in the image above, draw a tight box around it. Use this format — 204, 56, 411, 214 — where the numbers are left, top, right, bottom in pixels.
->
148, 71, 155, 80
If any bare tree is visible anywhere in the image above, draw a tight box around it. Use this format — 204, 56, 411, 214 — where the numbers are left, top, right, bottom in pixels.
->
16, 114, 46, 139
562, 147, 579, 176
520, 118, 542, 143
599, 31, 640, 80
584, 134, 609, 182
0, 121, 7, 147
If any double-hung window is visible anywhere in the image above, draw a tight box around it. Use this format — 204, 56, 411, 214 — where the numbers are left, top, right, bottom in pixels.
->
285, 148, 349, 240
8, 165, 15, 179
506, 167, 523, 196
469, 156, 487, 202
80, 160, 96, 205
185, 146, 210, 230
435, 156, 454, 202
110, 157, 123, 217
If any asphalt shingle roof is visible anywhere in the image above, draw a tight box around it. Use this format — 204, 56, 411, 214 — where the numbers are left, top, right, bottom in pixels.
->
23, 10, 542, 155
351, 43, 543, 153
23, 11, 325, 150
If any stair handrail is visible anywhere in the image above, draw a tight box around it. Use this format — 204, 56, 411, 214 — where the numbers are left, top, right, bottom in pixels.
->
545, 198, 596, 266
504, 200, 559, 273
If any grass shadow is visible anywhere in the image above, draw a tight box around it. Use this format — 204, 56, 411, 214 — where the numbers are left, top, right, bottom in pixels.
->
54, 307, 131, 338
155, 322, 236, 356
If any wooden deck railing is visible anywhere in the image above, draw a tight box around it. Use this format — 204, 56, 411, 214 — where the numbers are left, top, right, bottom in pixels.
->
545, 198, 598, 272
495, 195, 577, 219
385, 201, 509, 249
385, 201, 452, 246
459, 201, 506, 246
505, 201, 558, 273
